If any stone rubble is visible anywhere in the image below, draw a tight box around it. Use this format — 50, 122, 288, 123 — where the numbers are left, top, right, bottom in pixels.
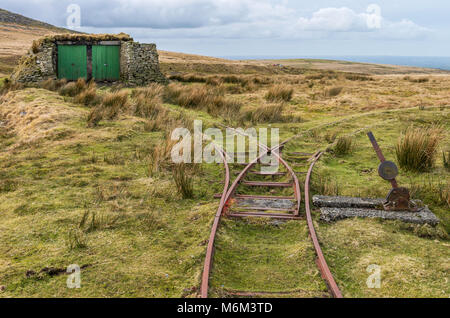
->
313, 195, 440, 226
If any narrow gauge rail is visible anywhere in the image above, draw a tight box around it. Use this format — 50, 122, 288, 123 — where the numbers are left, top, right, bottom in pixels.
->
200, 129, 342, 298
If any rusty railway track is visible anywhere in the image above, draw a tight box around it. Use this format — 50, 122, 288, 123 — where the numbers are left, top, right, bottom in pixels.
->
200, 129, 342, 298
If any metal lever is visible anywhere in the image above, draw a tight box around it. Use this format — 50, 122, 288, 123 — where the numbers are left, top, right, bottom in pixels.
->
367, 131, 417, 212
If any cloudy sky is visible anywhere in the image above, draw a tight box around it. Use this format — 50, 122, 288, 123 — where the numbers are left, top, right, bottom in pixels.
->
2, 0, 449, 57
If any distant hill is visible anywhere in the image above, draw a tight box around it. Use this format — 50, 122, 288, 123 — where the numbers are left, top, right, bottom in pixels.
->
0, 8, 75, 76
0, 8, 70, 32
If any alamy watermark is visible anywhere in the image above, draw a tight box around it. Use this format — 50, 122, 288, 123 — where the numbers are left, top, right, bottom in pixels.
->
366, 4, 382, 29
66, 264, 81, 289
171, 120, 280, 172
366, 264, 381, 289
66, 4, 81, 29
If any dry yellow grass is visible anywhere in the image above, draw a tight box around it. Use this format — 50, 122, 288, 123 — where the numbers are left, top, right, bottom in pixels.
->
0, 24, 71, 76
265, 84, 294, 102
0, 88, 84, 146
396, 126, 443, 172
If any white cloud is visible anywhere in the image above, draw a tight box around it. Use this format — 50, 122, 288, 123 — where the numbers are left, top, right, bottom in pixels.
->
295, 7, 369, 32
289, 6, 430, 39
71, 0, 295, 29
2, 0, 431, 40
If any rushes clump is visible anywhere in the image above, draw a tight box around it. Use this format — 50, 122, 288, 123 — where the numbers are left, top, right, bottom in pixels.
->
40, 78, 67, 91
172, 163, 195, 199
177, 86, 212, 109
132, 84, 164, 118
66, 229, 87, 250
163, 83, 184, 104
87, 90, 129, 127
324, 131, 338, 143
333, 136, 354, 156
324, 86, 343, 98
163, 84, 241, 120
79, 209, 121, 233
311, 174, 340, 196
264, 85, 294, 102
395, 126, 443, 172
59, 78, 87, 97
244, 103, 285, 124
101, 90, 129, 119
74, 82, 100, 106
147, 138, 178, 175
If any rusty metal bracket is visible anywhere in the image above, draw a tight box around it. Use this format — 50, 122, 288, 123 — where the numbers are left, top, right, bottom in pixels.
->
367, 131, 417, 212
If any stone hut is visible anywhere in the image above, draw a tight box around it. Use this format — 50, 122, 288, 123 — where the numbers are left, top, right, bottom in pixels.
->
11, 33, 167, 85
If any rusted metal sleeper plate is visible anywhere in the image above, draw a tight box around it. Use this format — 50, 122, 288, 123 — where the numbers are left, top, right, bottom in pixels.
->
228, 212, 303, 220
242, 181, 293, 187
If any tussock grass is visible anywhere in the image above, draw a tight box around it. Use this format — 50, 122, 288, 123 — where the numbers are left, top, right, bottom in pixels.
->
410, 177, 450, 209
78, 208, 122, 233
40, 78, 67, 92
0, 179, 18, 192
168, 73, 207, 83
0, 88, 82, 145
40, 78, 99, 106
162, 83, 184, 104
87, 90, 129, 127
324, 131, 338, 143
66, 228, 87, 250
147, 137, 179, 175
74, 82, 101, 106
104, 151, 126, 165
0, 78, 23, 95
100, 89, 129, 117
332, 136, 354, 156
221, 75, 241, 84
163, 84, 241, 120
242, 103, 285, 124
404, 76, 429, 83
206, 76, 223, 86
395, 126, 443, 172
132, 84, 165, 118
86, 107, 103, 127
310, 173, 340, 196
177, 85, 213, 109
344, 74, 374, 81
138, 211, 166, 231
172, 163, 196, 199
59, 78, 87, 97
264, 85, 294, 102
324, 86, 343, 98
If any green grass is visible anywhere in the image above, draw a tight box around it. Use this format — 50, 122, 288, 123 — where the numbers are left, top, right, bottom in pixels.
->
318, 218, 449, 297
0, 83, 449, 298
209, 219, 328, 297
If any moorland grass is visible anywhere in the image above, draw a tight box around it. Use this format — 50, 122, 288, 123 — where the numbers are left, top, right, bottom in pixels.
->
332, 136, 354, 156
0, 72, 449, 298
395, 126, 443, 172
264, 84, 294, 102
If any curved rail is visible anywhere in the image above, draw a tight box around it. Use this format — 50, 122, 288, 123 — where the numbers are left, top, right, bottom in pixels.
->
304, 152, 343, 298
220, 127, 301, 216
200, 147, 230, 298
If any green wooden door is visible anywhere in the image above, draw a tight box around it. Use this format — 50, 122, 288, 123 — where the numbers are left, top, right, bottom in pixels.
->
57, 45, 87, 80
92, 45, 120, 81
